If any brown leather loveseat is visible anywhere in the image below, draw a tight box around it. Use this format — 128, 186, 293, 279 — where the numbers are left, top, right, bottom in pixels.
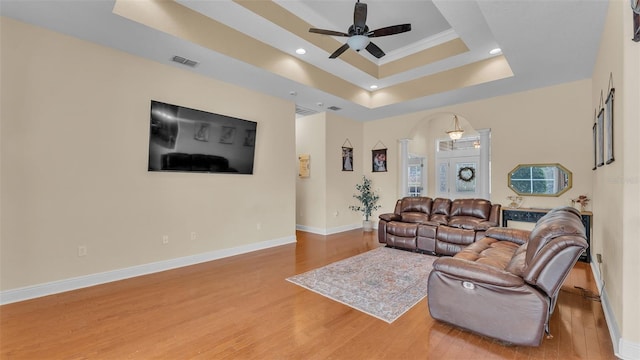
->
427, 206, 588, 346
378, 197, 501, 256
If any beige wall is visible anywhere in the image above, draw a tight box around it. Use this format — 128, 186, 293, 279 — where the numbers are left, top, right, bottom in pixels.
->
0, 18, 296, 291
325, 113, 364, 229
591, 0, 640, 352
295, 113, 327, 230
295, 112, 364, 232
364, 80, 593, 217
620, 1, 640, 348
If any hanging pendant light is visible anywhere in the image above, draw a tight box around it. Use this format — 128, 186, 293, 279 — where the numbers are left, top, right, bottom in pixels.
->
447, 115, 464, 140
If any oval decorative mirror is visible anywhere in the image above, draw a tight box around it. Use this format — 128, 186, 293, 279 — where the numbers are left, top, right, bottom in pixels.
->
508, 163, 572, 196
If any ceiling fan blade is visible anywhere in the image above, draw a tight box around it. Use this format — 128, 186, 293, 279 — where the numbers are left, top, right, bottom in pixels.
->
368, 24, 412, 37
365, 42, 385, 58
309, 28, 350, 37
353, 2, 367, 33
329, 43, 350, 59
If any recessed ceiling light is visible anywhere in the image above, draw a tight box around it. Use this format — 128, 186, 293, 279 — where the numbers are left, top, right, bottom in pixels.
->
296, 48, 306, 55
370, 85, 379, 90
489, 48, 502, 55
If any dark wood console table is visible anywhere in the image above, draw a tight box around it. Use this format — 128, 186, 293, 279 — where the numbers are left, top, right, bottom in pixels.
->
502, 208, 592, 263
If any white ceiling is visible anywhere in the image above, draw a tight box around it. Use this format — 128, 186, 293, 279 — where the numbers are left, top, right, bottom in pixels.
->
1, 0, 608, 121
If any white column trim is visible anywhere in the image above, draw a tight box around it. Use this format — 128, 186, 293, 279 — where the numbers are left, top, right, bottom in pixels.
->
478, 128, 491, 199
399, 138, 410, 198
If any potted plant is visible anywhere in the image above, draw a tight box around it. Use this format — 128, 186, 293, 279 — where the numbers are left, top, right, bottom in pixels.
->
349, 176, 381, 232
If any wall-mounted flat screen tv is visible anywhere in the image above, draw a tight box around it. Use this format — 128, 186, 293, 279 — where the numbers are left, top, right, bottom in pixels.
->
148, 100, 257, 174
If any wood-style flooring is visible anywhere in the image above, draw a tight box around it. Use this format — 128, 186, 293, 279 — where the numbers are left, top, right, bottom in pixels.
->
0, 229, 616, 359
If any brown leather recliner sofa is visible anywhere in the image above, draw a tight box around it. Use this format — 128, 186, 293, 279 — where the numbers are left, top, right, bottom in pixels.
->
427, 206, 588, 346
378, 197, 501, 256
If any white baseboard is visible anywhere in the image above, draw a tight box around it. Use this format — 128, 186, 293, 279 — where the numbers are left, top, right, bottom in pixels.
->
0, 235, 296, 305
619, 337, 640, 360
590, 261, 640, 360
295, 223, 373, 235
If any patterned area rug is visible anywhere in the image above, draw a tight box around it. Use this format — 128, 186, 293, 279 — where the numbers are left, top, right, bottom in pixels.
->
286, 247, 437, 323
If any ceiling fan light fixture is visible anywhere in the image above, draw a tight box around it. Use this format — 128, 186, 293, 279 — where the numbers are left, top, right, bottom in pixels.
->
347, 35, 370, 51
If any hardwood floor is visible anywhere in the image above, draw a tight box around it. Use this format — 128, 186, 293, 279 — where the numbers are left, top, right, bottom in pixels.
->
0, 229, 616, 359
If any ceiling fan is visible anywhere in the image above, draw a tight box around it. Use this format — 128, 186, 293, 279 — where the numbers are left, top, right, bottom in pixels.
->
309, 0, 411, 59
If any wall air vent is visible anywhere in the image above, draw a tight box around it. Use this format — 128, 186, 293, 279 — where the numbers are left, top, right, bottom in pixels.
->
172, 55, 199, 67
295, 105, 318, 117
327, 106, 342, 111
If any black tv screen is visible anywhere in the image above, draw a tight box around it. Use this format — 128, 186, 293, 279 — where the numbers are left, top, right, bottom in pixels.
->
148, 100, 257, 174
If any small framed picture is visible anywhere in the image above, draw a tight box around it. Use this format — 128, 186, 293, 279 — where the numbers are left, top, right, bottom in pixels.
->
299, 154, 310, 178
597, 108, 604, 167
592, 122, 597, 171
633, 4, 640, 42
342, 147, 353, 171
605, 88, 615, 164
372, 149, 387, 172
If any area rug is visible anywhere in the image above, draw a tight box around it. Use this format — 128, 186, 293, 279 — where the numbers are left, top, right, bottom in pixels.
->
286, 247, 437, 323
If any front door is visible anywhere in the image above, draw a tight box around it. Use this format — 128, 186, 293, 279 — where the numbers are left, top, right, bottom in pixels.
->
435, 137, 481, 199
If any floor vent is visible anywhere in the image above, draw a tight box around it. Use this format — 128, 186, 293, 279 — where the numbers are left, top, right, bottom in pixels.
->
172, 55, 199, 67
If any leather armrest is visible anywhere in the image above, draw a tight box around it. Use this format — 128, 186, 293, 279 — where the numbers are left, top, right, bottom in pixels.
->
432, 257, 525, 288
484, 227, 530, 245
475, 220, 498, 231
379, 213, 401, 222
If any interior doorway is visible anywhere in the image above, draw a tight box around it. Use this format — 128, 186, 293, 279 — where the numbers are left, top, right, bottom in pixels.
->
435, 136, 485, 199
400, 114, 490, 200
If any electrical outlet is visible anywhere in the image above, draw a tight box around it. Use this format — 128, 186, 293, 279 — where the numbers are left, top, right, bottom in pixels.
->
162, 235, 169, 244
190, 232, 197, 241
596, 253, 602, 264
78, 245, 87, 257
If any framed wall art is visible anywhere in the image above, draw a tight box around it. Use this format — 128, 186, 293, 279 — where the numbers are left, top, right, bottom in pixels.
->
633, 0, 640, 42
597, 97, 605, 167
342, 147, 353, 171
372, 148, 387, 172
605, 87, 615, 164
299, 154, 310, 178
342, 138, 353, 171
592, 121, 597, 171
372, 140, 387, 172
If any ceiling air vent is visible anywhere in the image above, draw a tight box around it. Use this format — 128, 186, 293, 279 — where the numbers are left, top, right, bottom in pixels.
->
295, 105, 318, 117
327, 106, 342, 111
172, 55, 199, 67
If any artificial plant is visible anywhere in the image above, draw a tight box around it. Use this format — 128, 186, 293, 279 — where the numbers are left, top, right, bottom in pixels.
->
349, 176, 381, 221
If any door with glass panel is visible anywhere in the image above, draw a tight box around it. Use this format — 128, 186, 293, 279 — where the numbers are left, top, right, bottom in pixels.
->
435, 137, 481, 199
